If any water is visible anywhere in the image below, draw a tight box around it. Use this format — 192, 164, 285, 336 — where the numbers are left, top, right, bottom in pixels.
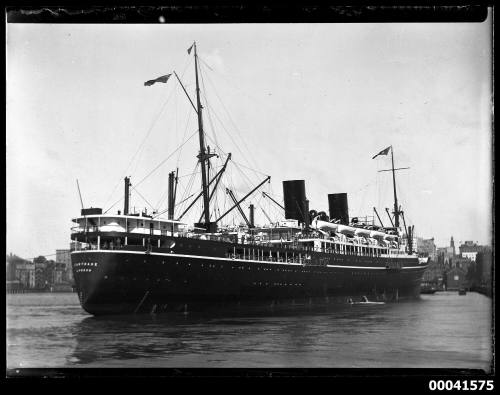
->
6, 292, 493, 371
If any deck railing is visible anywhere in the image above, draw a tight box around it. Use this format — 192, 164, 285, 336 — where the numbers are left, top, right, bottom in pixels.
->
71, 226, 407, 257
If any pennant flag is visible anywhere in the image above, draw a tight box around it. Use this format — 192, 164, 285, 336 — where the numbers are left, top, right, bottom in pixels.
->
372, 146, 391, 159
187, 43, 194, 55
144, 74, 171, 86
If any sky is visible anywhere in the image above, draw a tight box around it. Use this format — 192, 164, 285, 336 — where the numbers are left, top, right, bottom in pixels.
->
6, 16, 493, 260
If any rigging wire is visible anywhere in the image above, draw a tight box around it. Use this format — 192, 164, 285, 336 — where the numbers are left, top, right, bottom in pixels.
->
153, 91, 194, 210
104, 130, 198, 213
199, 61, 229, 221
198, 56, 263, 173
134, 131, 198, 190
204, 133, 261, 196
155, 188, 170, 213
175, 161, 200, 219
152, 192, 197, 219
178, 166, 221, 179
197, 61, 269, 216
199, 62, 221, 156
153, 82, 181, 209
154, 163, 219, 211
202, 96, 258, 180
199, 65, 261, 175
229, 160, 269, 177
133, 187, 156, 212
103, 56, 192, 209
102, 89, 173, 209
176, 102, 194, 168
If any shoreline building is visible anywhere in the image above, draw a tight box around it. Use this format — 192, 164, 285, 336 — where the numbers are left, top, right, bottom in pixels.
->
6, 253, 35, 290
56, 248, 73, 283
445, 266, 467, 291
416, 237, 437, 261
459, 240, 488, 262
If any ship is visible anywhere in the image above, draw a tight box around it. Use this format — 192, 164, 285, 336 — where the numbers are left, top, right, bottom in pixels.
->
71, 42, 428, 315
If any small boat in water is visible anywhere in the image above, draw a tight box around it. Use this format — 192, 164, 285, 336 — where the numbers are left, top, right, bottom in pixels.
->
420, 283, 438, 294
348, 296, 386, 305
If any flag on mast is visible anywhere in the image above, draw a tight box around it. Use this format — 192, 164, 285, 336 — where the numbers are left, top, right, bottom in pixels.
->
144, 74, 172, 86
187, 43, 194, 54
372, 146, 391, 159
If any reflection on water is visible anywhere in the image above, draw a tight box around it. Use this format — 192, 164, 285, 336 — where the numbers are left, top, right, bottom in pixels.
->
7, 292, 492, 370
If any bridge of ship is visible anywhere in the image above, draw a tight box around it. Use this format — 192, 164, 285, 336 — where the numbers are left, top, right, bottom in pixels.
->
71, 214, 186, 249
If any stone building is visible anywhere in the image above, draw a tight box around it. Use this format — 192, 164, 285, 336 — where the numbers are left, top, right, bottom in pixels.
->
56, 248, 73, 282
452, 256, 473, 272
416, 237, 437, 260
6, 254, 35, 289
459, 241, 488, 262
33, 256, 49, 289
15, 262, 35, 289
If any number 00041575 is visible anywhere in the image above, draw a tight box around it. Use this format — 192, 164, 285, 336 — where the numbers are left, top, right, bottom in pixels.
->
428, 380, 494, 391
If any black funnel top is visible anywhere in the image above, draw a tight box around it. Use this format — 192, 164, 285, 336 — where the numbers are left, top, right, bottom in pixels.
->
328, 193, 349, 225
283, 180, 307, 224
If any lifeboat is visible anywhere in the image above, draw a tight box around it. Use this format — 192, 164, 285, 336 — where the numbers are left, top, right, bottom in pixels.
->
384, 234, 398, 241
370, 230, 386, 240
354, 227, 370, 237
311, 217, 339, 232
337, 224, 356, 236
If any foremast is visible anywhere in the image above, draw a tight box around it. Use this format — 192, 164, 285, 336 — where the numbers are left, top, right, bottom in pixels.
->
192, 41, 216, 232
388, 145, 414, 253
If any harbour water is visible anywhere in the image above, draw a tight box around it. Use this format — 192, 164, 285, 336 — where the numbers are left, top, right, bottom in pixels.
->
6, 291, 492, 371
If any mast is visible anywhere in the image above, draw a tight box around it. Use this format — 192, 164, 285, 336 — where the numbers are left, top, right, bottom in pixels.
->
193, 42, 212, 231
390, 146, 399, 227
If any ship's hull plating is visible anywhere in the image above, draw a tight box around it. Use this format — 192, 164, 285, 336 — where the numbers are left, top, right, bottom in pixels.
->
72, 248, 426, 315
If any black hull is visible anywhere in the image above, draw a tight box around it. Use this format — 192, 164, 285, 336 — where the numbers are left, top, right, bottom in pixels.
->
72, 247, 426, 316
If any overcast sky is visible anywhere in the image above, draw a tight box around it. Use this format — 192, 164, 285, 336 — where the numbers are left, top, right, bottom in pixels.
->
7, 16, 492, 259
